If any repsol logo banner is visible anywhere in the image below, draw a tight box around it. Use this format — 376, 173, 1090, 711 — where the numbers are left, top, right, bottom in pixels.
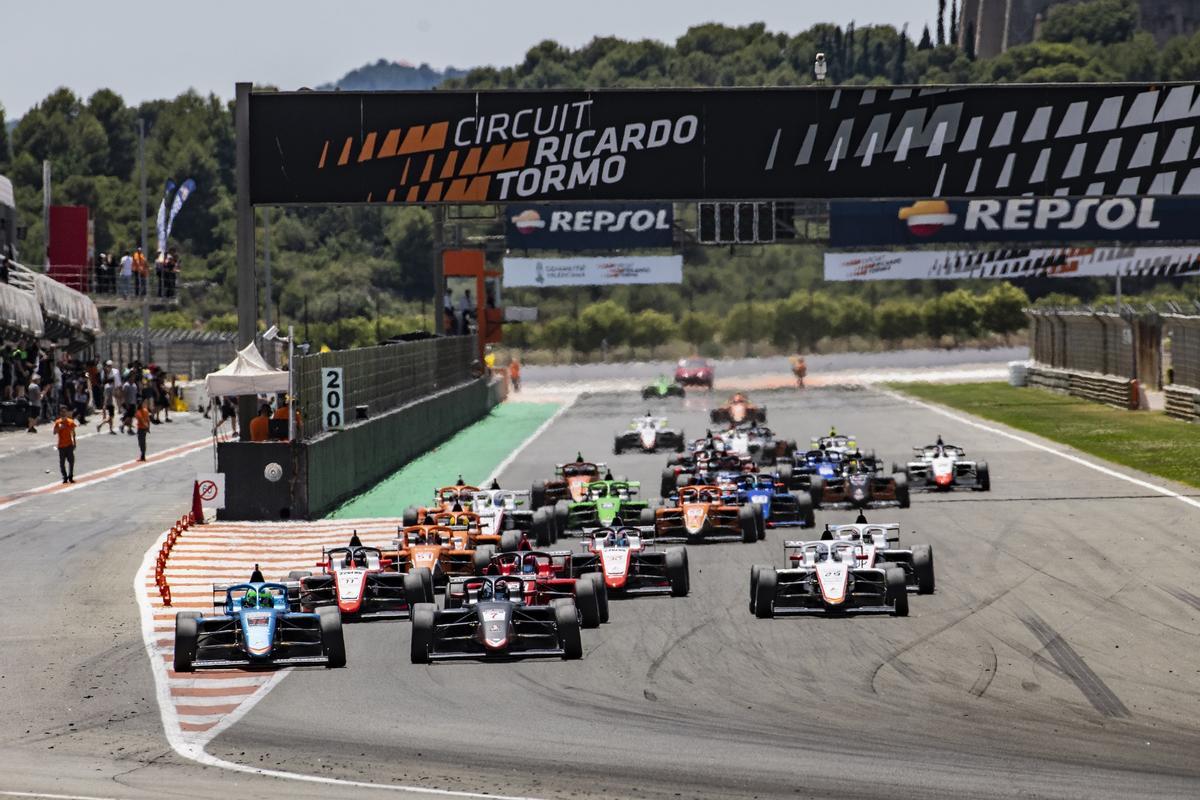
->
830, 197, 1196, 247
246, 83, 1200, 204
505, 203, 672, 250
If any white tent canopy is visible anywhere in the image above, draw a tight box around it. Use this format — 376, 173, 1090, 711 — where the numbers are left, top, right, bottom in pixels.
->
204, 342, 289, 397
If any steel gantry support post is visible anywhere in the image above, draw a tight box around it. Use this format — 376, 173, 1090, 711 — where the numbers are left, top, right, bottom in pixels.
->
235, 82, 258, 440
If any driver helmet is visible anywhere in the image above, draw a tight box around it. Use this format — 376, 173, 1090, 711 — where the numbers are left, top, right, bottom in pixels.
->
244, 588, 269, 608
522, 560, 536, 574
493, 581, 510, 601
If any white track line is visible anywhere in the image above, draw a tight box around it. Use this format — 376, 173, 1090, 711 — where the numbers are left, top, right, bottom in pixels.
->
0, 791, 131, 800
880, 388, 1200, 510
484, 395, 578, 485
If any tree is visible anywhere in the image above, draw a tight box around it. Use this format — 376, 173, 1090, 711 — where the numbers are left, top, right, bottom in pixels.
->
876, 299, 924, 347
893, 25, 910, 82
534, 317, 577, 359
965, 21, 976, 59
770, 291, 838, 351
919, 24, 934, 50
831, 296, 874, 338
0, 102, 9, 174
924, 289, 981, 345
576, 300, 632, 355
950, 0, 959, 46
980, 282, 1030, 343
1040, 0, 1138, 46
628, 309, 678, 356
722, 301, 774, 354
679, 311, 719, 350
937, 0, 946, 46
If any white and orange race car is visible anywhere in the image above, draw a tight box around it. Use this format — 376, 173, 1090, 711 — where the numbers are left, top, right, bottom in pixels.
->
648, 484, 759, 544
570, 526, 688, 597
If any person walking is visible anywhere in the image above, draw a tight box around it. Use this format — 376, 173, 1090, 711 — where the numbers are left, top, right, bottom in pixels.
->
25, 376, 41, 433
53, 406, 77, 483
97, 377, 116, 434
73, 374, 90, 422
121, 374, 137, 435
118, 251, 133, 298
134, 399, 151, 461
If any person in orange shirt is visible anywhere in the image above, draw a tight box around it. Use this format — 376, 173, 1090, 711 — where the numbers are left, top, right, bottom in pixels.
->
53, 406, 77, 483
134, 400, 151, 461
249, 403, 272, 442
272, 397, 302, 438
131, 246, 148, 297
508, 357, 521, 392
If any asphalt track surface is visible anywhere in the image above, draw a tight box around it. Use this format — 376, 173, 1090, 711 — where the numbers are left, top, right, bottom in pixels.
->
6, 386, 1200, 799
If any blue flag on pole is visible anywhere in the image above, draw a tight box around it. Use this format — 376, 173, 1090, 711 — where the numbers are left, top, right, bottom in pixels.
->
166, 179, 196, 241
155, 180, 176, 257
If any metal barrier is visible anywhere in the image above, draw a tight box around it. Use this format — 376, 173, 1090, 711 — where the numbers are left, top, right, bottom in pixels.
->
1026, 365, 1136, 410
95, 329, 238, 379
292, 335, 476, 440
1027, 309, 1133, 378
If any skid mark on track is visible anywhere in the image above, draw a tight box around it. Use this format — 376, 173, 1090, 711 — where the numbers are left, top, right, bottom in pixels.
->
645, 620, 707, 682
1021, 613, 1130, 718
969, 641, 998, 698
1163, 585, 1200, 614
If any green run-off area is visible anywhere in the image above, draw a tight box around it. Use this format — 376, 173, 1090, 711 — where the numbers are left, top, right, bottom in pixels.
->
893, 381, 1200, 490
327, 401, 560, 519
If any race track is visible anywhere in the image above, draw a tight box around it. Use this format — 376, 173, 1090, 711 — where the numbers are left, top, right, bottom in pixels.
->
192, 387, 1200, 799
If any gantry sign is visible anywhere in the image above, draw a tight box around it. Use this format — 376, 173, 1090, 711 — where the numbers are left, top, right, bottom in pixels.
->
245, 83, 1200, 205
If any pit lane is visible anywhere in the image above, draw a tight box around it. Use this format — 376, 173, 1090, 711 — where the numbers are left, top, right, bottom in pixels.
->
200, 387, 1200, 799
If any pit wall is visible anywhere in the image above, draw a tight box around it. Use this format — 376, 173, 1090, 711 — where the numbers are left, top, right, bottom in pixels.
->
217, 377, 504, 520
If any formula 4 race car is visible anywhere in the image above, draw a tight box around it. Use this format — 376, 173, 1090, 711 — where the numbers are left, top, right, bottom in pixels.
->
819, 462, 910, 510
726, 472, 815, 528
710, 393, 766, 425
387, 525, 491, 586
642, 376, 686, 399
749, 540, 909, 618
810, 430, 858, 456
614, 414, 686, 454
409, 575, 583, 663
823, 517, 934, 594
403, 478, 480, 526
649, 484, 760, 543
556, 479, 648, 536
292, 534, 432, 619
674, 357, 714, 388
173, 567, 346, 672
899, 437, 990, 492
481, 549, 608, 627
725, 424, 797, 466
469, 482, 558, 542
571, 527, 689, 596
531, 455, 609, 508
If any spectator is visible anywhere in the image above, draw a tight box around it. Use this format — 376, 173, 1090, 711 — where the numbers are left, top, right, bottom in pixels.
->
272, 396, 302, 438
121, 373, 137, 435
443, 289, 455, 335
53, 406, 77, 483
457, 290, 473, 335
26, 376, 41, 433
106, 253, 118, 293
155, 252, 166, 297
95, 252, 110, 294
73, 374, 90, 423
508, 357, 521, 392
134, 399, 150, 461
153, 370, 172, 423
118, 251, 133, 298
97, 377, 116, 434
249, 403, 271, 442
132, 246, 148, 297
215, 395, 238, 438
164, 249, 179, 298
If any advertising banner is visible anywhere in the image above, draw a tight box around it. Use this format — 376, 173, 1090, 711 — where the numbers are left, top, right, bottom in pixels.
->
503, 255, 683, 287
830, 197, 1200, 247
505, 203, 673, 250
824, 247, 1200, 281
247, 83, 1200, 204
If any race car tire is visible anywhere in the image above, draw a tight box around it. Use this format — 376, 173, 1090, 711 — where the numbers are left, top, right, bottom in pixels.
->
808, 475, 825, 509
613, 437, 622, 455
976, 462, 991, 491
776, 461, 794, 488
709, 409, 724, 424
669, 385, 686, 397
666, 547, 689, 597
749, 564, 762, 613
639, 507, 657, 528
473, 544, 496, 575
793, 491, 815, 528
589, 573, 610, 623
739, 504, 758, 543
641, 388, 654, 400
555, 600, 583, 660
532, 507, 554, 547
893, 473, 910, 509
173, 612, 200, 673
402, 506, 420, 527
416, 567, 435, 602
675, 432, 686, 453
754, 568, 777, 618
754, 503, 766, 539
912, 544, 935, 595
554, 500, 570, 537
886, 568, 909, 617
575, 575, 602, 628
318, 607, 346, 668
660, 468, 679, 498
891, 462, 901, 476
410, 603, 436, 664
675, 473, 695, 491
403, 571, 427, 605
531, 480, 548, 510
287, 570, 311, 582
499, 531, 522, 553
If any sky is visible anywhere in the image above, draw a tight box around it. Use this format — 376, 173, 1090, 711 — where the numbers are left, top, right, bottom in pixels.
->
3, 0, 929, 118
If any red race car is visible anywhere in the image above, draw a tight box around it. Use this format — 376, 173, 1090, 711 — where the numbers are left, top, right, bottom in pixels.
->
460, 549, 608, 628
674, 357, 714, 388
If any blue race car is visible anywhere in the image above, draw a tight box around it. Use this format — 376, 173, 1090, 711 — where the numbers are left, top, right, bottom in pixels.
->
173, 567, 346, 672
728, 472, 815, 528
776, 449, 845, 507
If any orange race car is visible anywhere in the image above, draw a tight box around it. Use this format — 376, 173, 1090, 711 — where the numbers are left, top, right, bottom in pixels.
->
709, 393, 767, 425
648, 484, 759, 544
384, 524, 493, 588
530, 455, 611, 509
422, 509, 540, 553
402, 479, 481, 527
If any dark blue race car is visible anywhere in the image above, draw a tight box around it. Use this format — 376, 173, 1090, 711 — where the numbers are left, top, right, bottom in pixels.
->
776, 450, 845, 507
728, 472, 815, 528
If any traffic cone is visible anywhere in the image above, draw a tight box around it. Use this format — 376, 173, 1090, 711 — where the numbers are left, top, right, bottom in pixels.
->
191, 480, 206, 525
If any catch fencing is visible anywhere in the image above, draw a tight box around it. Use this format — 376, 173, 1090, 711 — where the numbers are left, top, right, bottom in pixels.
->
292, 335, 477, 440
94, 329, 239, 379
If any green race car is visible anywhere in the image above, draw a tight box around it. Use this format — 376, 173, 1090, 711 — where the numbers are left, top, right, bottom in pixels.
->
642, 376, 686, 399
554, 479, 649, 536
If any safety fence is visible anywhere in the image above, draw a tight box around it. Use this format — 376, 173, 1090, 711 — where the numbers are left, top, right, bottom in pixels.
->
94, 329, 239, 379
1028, 309, 1134, 378
292, 335, 476, 441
